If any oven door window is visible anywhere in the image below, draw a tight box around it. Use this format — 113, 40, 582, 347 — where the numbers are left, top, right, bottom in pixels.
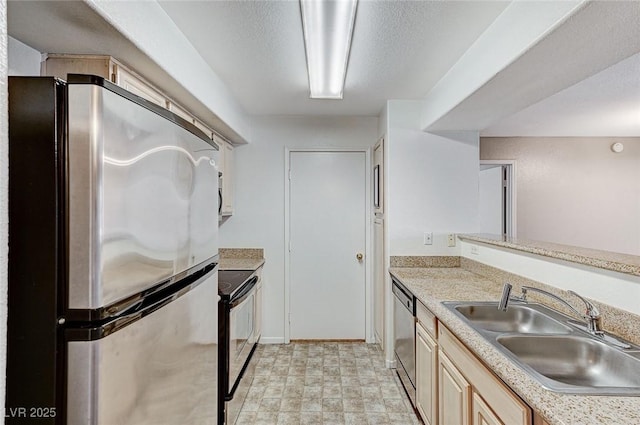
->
229, 292, 255, 389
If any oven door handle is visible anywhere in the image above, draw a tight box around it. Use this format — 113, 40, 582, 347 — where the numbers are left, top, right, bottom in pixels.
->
229, 276, 259, 308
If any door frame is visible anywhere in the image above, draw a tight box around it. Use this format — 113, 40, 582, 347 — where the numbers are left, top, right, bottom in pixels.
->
284, 148, 372, 343
479, 159, 517, 238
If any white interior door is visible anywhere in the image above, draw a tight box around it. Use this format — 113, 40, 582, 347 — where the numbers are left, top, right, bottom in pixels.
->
289, 151, 366, 339
479, 165, 504, 235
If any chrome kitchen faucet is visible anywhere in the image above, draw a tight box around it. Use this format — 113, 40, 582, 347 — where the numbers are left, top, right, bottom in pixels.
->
498, 283, 604, 336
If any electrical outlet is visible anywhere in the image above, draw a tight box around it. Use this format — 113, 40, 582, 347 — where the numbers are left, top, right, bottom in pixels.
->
470, 245, 479, 255
423, 232, 433, 245
447, 234, 456, 247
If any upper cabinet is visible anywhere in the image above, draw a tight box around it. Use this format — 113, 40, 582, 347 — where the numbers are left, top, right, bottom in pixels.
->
41, 54, 164, 107
42, 54, 236, 218
373, 137, 384, 213
113, 64, 166, 107
216, 136, 234, 216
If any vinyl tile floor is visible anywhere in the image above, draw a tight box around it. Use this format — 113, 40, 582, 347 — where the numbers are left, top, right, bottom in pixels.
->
235, 342, 421, 425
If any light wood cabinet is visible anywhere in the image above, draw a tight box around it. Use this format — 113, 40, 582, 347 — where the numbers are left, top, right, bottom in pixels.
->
41, 54, 219, 139
42, 54, 168, 107
113, 64, 166, 106
168, 100, 195, 123
372, 136, 385, 347
41, 54, 115, 82
255, 266, 263, 340
373, 217, 384, 346
373, 137, 384, 211
194, 119, 214, 138
416, 321, 438, 425
42, 54, 237, 218
472, 392, 503, 425
217, 136, 234, 216
438, 324, 532, 425
439, 350, 471, 425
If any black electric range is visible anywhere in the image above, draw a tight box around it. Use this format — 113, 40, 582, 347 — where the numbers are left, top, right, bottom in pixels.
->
218, 270, 255, 300
217, 269, 260, 424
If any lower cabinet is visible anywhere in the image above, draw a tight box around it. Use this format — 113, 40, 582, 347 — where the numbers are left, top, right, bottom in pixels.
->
472, 392, 503, 425
438, 351, 471, 425
416, 322, 438, 425
414, 306, 534, 425
255, 267, 263, 340
438, 324, 532, 425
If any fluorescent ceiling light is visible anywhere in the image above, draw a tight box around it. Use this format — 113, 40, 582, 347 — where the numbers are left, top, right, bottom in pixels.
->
300, 0, 358, 99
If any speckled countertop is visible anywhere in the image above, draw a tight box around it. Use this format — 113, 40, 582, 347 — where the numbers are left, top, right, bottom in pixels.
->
390, 266, 640, 425
219, 248, 265, 271
459, 234, 640, 277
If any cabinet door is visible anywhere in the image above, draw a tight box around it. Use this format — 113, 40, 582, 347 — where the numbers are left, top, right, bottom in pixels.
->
193, 119, 214, 139
416, 322, 437, 425
439, 350, 471, 425
373, 137, 383, 211
438, 325, 531, 425
114, 65, 167, 107
167, 101, 194, 123
373, 218, 384, 346
41, 55, 113, 81
220, 140, 234, 215
473, 392, 503, 425
255, 267, 263, 340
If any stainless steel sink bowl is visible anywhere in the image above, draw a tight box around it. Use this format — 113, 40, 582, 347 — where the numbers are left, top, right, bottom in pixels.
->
497, 335, 640, 394
442, 301, 640, 395
453, 303, 572, 334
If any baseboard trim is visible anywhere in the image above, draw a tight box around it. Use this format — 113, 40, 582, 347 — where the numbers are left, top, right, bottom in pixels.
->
290, 339, 366, 343
258, 337, 286, 344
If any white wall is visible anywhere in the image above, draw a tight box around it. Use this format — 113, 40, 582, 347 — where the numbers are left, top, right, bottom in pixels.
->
218, 116, 378, 343
83, 0, 252, 144
481, 137, 640, 255
386, 100, 480, 255
8, 36, 40, 76
1, 0, 9, 419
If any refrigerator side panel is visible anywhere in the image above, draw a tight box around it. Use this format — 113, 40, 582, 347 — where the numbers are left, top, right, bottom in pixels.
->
67, 83, 219, 310
67, 272, 218, 425
6, 77, 65, 424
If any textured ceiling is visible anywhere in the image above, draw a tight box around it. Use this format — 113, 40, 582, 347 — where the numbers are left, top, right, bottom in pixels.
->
482, 51, 640, 137
158, 0, 509, 116
7, 0, 640, 136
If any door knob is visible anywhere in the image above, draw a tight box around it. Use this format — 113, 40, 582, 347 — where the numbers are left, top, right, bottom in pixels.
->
356, 253, 363, 261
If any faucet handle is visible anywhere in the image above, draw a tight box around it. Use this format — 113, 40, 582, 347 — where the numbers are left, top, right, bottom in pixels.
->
567, 290, 603, 335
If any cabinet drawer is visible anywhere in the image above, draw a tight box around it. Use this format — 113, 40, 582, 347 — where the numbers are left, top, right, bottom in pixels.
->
416, 301, 437, 339
439, 324, 531, 425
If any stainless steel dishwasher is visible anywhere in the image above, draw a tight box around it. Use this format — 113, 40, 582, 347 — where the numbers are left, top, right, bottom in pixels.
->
392, 277, 416, 406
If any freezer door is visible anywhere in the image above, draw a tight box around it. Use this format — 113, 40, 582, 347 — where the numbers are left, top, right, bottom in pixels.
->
66, 271, 218, 425
67, 82, 219, 310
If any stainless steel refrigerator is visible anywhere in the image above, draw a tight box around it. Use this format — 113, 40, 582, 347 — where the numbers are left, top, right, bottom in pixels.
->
7, 75, 220, 424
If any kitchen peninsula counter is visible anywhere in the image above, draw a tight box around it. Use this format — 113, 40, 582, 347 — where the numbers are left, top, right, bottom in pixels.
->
459, 234, 640, 277
390, 264, 640, 425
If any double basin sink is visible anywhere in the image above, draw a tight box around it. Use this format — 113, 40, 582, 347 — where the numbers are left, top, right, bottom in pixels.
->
443, 301, 640, 395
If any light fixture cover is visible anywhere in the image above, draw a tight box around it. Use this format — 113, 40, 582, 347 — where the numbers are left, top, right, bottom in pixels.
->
300, 0, 358, 99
